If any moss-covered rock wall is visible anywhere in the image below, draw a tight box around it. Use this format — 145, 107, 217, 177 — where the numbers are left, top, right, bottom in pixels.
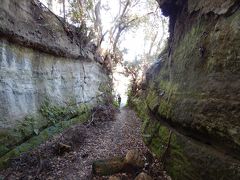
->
0, 0, 110, 168
131, 0, 240, 179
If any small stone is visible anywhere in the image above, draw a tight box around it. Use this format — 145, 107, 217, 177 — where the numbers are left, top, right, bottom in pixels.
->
134, 172, 153, 180
109, 175, 121, 180
125, 150, 144, 167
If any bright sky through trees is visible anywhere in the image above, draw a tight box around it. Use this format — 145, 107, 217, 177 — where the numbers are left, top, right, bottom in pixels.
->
40, 0, 169, 105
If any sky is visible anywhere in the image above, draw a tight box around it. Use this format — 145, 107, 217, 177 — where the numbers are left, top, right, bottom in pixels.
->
39, 0, 168, 106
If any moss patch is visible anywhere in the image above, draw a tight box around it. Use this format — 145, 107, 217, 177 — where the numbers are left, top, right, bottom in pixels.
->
0, 101, 90, 170
129, 1, 240, 179
0, 115, 48, 156
130, 95, 196, 179
146, 90, 159, 111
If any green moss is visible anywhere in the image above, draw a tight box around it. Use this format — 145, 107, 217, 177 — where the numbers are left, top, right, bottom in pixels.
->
150, 137, 164, 156
146, 90, 159, 111
158, 126, 171, 143
129, 96, 149, 121
40, 100, 70, 125
142, 118, 150, 133
0, 107, 90, 169
145, 79, 178, 119
146, 121, 194, 179
0, 99, 90, 170
0, 129, 11, 145
166, 135, 195, 180
0, 115, 49, 155
112, 99, 120, 108
130, 96, 195, 179
0, 145, 9, 157
158, 80, 176, 93
158, 100, 172, 118
173, 20, 204, 58
129, 7, 240, 179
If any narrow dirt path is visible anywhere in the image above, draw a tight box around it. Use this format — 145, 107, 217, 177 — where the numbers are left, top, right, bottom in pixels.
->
1, 107, 151, 180
61, 107, 148, 179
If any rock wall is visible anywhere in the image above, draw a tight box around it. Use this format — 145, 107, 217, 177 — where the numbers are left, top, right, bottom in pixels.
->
132, 0, 240, 179
0, 0, 110, 165
0, 39, 108, 128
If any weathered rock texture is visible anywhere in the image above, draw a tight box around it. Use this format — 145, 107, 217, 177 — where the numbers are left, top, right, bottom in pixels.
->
0, 40, 107, 128
0, 0, 110, 165
131, 0, 240, 179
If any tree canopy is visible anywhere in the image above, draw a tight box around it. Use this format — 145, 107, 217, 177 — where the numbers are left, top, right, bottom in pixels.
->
44, 0, 168, 93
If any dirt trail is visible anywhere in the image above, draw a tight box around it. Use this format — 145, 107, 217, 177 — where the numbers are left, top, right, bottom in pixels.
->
71, 107, 148, 179
1, 107, 151, 180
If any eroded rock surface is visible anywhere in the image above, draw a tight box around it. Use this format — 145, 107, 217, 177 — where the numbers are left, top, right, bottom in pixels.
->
0, 0, 110, 166
0, 40, 108, 128
132, 0, 240, 179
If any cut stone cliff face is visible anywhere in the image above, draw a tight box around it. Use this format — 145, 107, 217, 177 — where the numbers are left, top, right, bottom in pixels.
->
0, 0, 93, 59
0, 40, 108, 128
0, 0, 110, 167
131, 0, 240, 179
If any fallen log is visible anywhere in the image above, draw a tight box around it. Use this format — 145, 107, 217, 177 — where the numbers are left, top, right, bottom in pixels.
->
92, 150, 144, 176
92, 157, 126, 176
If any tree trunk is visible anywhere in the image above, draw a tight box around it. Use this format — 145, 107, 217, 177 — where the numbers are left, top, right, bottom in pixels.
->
47, 0, 53, 11
92, 156, 141, 176
63, 0, 66, 21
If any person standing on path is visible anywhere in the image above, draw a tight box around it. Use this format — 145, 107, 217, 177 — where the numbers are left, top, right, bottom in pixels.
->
117, 94, 121, 107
